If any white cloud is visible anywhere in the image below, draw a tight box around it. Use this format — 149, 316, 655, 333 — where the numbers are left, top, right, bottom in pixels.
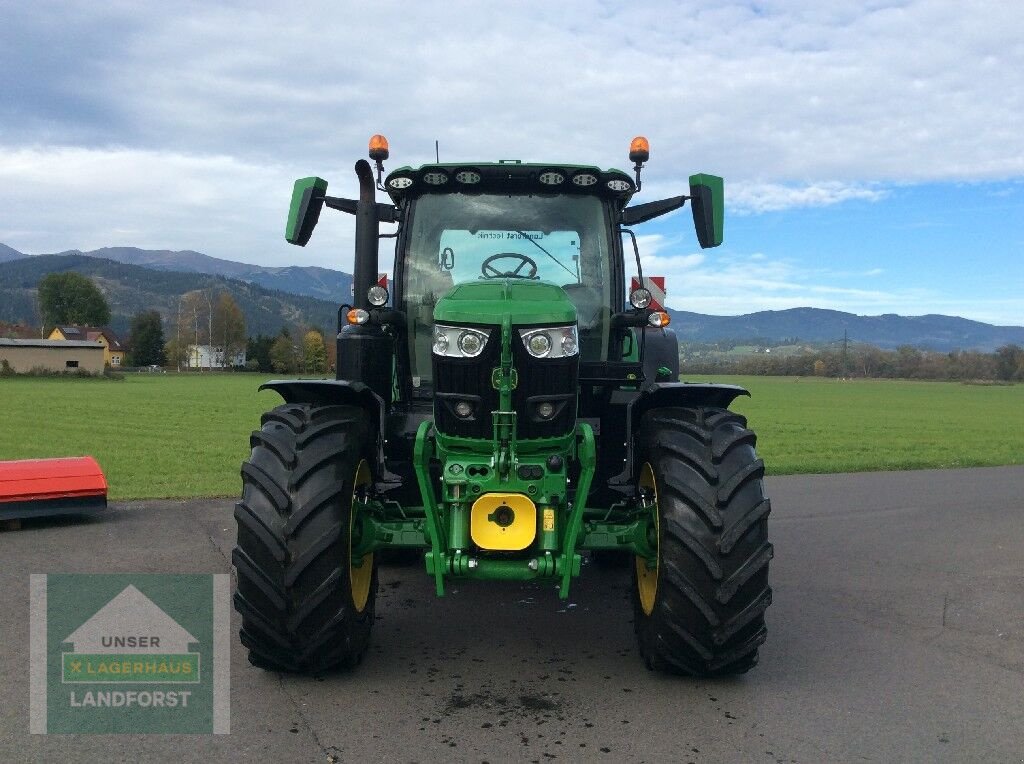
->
0, 0, 1021, 323
0, 145, 356, 269
640, 247, 943, 318
729, 182, 887, 214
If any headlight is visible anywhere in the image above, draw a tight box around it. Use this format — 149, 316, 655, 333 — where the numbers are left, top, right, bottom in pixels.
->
629, 287, 652, 309
528, 332, 551, 357
433, 324, 490, 357
432, 327, 449, 355
519, 326, 579, 359
458, 330, 485, 357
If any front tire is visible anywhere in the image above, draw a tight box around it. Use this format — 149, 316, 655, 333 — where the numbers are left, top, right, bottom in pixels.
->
233, 403, 377, 673
633, 407, 773, 676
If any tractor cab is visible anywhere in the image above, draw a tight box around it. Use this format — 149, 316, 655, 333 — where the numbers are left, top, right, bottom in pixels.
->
385, 166, 629, 396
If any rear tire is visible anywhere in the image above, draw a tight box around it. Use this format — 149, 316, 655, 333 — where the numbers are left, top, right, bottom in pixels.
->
633, 406, 772, 676
233, 403, 377, 673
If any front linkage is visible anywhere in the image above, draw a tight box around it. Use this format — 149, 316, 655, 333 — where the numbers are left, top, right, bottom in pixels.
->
351, 310, 650, 599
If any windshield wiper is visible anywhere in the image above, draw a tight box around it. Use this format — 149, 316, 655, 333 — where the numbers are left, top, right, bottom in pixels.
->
515, 230, 579, 281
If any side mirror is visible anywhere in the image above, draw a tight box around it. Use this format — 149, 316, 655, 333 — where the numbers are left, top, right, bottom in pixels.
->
285, 176, 328, 246
688, 173, 724, 249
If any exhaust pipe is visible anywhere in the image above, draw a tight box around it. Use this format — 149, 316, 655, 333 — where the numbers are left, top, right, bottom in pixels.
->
351, 159, 378, 310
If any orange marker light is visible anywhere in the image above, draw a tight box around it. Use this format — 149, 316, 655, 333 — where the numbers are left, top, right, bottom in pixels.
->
629, 136, 650, 164
648, 311, 670, 328
347, 308, 370, 325
369, 134, 390, 161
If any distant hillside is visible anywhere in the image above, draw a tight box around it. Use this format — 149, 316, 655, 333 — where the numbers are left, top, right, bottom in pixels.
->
667, 307, 1024, 352
45, 246, 353, 303
2, 244, 1021, 352
0, 243, 25, 263
0, 255, 340, 339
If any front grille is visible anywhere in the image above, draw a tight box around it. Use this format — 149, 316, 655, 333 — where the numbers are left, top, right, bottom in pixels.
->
513, 332, 578, 439
432, 328, 499, 439
432, 326, 579, 440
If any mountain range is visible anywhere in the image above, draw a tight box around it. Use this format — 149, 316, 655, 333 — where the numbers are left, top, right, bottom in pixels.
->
1, 243, 1021, 351
0, 253, 340, 339
0, 244, 352, 302
669, 308, 1024, 352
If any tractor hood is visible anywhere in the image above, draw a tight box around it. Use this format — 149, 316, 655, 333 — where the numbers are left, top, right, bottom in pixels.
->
434, 280, 577, 326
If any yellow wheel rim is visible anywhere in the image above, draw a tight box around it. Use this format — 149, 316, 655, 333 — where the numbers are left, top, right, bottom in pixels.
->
635, 462, 659, 616
349, 459, 373, 613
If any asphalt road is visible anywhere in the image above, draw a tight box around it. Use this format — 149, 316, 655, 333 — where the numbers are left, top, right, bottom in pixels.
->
2, 466, 1023, 763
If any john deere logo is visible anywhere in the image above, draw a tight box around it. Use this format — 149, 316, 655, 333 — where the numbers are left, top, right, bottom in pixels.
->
30, 574, 229, 734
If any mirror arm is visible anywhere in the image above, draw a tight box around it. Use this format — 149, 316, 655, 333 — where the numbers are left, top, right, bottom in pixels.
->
620, 195, 689, 226
324, 195, 399, 224
324, 195, 358, 214
611, 310, 651, 328
370, 308, 406, 329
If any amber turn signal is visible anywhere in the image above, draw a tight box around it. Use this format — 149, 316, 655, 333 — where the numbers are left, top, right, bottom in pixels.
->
347, 308, 370, 325
369, 134, 390, 161
648, 311, 670, 328
629, 136, 650, 164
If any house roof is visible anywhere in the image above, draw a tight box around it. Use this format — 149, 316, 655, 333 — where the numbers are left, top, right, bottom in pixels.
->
57, 326, 124, 351
0, 322, 36, 339
0, 338, 103, 348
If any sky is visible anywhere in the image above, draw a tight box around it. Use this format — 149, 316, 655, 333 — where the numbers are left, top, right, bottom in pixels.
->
1, 1, 1022, 324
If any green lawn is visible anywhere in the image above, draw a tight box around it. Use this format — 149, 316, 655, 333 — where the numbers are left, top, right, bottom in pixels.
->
1, 374, 1022, 500
0, 374, 280, 500
687, 375, 1024, 475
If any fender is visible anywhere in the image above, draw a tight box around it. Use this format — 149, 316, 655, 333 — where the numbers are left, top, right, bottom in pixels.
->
640, 327, 680, 382
636, 381, 749, 413
607, 382, 750, 491
259, 379, 391, 477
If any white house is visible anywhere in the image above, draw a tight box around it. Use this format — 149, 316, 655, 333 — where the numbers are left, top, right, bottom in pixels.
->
186, 345, 245, 369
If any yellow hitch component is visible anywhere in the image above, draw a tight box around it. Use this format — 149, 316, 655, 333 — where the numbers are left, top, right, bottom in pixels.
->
470, 493, 537, 551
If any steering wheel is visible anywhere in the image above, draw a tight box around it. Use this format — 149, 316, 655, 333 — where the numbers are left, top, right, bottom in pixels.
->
481, 252, 539, 280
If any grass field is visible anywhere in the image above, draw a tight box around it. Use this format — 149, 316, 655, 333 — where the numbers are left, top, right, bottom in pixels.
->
1, 374, 1022, 500
691, 374, 1024, 475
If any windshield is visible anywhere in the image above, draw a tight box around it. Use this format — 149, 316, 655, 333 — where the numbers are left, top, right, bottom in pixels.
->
401, 193, 614, 388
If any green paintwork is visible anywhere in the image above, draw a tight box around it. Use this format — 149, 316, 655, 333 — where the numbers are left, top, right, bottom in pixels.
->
559, 423, 596, 598
688, 173, 724, 248
433, 280, 577, 326
413, 421, 447, 596
285, 176, 327, 244
578, 519, 656, 560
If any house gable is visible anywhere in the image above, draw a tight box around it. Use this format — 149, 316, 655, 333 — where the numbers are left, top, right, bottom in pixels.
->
49, 326, 125, 365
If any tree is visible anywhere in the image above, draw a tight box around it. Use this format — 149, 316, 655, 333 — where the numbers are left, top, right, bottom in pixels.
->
303, 330, 327, 374
128, 310, 166, 366
212, 291, 246, 367
175, 291, 210, 369
246, 335, 275, 372
994, 344, 1024, 381
270, 331, 299, 373
325, 332, 337, 372
38, 272, 111, 328
165, 337, 188, 370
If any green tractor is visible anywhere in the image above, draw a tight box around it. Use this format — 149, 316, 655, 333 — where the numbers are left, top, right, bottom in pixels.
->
233, 135, 772, 676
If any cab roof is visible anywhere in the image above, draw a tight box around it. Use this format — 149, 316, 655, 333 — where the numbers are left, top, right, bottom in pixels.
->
383, 162, 637, 206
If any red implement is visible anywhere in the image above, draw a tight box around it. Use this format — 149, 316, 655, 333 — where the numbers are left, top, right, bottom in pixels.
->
0, 457, 108, 520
